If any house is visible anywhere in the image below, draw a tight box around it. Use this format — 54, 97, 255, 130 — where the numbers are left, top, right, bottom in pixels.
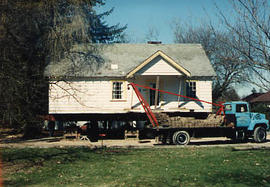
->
242, 93, 264, 103
45, 43, 216, 121
250, 91, 270, 107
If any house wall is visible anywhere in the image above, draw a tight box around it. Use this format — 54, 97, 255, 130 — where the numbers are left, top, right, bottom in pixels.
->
136, 56, 182, 76
129, 76, 213, 113
49, 77, 213, 114
49, 79, 130, 114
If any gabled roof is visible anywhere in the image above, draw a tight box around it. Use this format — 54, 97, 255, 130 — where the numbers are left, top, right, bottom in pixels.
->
242, 93, 264, 102
126, 50, 191, 78
44, 43, 216, 78
250, 91, 270, 103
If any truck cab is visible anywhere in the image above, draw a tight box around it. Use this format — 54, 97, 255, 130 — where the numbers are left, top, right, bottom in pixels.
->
224, 101, 269, 142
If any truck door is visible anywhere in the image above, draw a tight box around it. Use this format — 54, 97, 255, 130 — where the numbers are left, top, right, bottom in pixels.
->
235, 104, 250, 127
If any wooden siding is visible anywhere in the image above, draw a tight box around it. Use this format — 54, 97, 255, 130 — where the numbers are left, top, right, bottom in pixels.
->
49, 80, 130, 114
136, 56, 182, 76
48, 77, 213, 114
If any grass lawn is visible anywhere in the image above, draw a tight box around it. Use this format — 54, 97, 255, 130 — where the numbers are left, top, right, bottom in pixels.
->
1, 146, 270, 187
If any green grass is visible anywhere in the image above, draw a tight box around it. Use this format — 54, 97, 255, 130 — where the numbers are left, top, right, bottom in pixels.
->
2, 147, 270, 187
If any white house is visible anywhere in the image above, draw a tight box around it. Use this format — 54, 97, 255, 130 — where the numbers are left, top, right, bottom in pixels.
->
45, 43, 216, 120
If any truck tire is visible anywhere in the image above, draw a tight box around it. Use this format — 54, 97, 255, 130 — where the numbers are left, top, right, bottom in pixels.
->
172, 131, 190, 145
253, 126, 267, 143
232, 130, 247, 143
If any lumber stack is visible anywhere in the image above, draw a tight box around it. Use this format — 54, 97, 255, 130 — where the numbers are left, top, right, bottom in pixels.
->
154, 113, 170, 124
157, 114, 224, 128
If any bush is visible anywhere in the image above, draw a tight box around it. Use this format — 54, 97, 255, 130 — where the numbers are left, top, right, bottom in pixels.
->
251, 103, 270, 120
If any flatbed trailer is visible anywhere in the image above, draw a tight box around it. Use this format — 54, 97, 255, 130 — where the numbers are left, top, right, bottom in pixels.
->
153, 126, 236, 145
129, 83, 269, 145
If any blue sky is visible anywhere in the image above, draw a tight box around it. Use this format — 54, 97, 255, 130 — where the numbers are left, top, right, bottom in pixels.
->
95, 0, 253, 96
95, 0, 231, 43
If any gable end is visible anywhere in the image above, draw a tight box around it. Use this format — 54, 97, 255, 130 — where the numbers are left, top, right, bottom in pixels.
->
126, 50, 191, 78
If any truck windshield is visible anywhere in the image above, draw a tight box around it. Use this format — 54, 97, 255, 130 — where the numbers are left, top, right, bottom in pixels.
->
224, 104, 232, 111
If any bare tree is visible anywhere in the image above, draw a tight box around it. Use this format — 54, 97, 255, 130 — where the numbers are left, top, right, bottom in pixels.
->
173, 21, 247, 100
145, 26, 160, 42
216, 0, 270, 91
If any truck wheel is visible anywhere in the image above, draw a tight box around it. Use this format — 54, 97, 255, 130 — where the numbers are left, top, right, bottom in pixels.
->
253, 126, 267, 143
233, 130, 247, 143
172, 131, 190, 145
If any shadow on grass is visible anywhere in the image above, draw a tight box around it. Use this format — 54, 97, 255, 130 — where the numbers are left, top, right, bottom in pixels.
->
154, 139, 270, 146
3, 147, 134, 186
0, 136, 63, 144
202, 171, 270, 186
2, 147, 133, 163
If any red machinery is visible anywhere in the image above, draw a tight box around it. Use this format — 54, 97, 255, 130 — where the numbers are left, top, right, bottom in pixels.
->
128, 82, 225, 128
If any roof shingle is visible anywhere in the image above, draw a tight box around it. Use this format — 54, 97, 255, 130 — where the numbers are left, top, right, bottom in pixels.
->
250, 91, 270, 103
44, 43, 216, 78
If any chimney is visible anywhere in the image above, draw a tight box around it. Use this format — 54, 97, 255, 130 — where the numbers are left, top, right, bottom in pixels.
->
147, 41, 162, 44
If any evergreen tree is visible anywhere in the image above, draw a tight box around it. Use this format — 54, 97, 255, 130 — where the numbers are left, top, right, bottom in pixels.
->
0, 0, 126, 136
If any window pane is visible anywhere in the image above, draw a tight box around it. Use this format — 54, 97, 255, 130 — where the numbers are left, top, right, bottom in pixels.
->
224, 104, 232, 111
186, 81, 196, 98
236, 104, 247, 113
112, 82, 123, 99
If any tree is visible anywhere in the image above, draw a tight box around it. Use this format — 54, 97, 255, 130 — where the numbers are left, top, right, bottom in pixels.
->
87, 7, 127, 43
145, 26, 160, 42
251, 87, 257, 94
173, 21, 248, 101
0, 0, 126, 136
216, 0, 270, 91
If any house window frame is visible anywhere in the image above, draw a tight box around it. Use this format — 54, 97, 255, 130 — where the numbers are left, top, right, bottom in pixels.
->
111, 80, 126, 101
186, 81, 196, 98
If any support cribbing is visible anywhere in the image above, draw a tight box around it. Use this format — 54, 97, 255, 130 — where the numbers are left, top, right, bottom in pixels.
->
129, 83, 160, 128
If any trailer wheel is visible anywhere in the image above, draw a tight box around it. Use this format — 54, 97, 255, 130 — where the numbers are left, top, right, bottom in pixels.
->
172, 131, 190, 145
253, 126, 266, 143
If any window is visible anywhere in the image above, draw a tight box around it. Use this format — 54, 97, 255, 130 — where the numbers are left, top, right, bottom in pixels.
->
186, 81, 196, 98
236, 104, 248, 113
224, 104, 232, 111
112, 81, 123, 100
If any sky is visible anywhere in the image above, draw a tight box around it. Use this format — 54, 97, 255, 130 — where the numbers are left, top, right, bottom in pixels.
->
95, 0, 253, 97
95, 0, 231, 43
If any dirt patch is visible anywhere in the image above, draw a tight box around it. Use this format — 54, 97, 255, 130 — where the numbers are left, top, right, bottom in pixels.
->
0, 128, 23, 143
0, 135, 270, 149
1, 128, 270, 149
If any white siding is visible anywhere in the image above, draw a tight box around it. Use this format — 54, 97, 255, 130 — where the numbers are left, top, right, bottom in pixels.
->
49, 78, 213, 114
177, 81, 213, 112
137, 56, 182, 76
49, 80, 130, 114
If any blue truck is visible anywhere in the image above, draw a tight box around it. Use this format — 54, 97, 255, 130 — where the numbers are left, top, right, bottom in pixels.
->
155, 101, 269, 145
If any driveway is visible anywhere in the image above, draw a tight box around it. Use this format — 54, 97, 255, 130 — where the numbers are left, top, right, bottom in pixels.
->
1, 134, 270, 149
